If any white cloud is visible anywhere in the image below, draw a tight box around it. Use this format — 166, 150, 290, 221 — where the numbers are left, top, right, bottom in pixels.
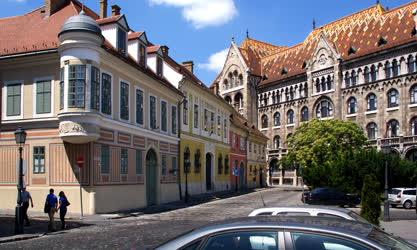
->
149, 0, 237, 29
199, 48, 229, 73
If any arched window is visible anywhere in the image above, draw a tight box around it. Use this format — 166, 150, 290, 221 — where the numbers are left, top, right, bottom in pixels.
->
387, 89, 399, 108
370, 65, 378, 82
366, 122, 378, 140
228, 72, 233, 87
273, 136, 280, 149
392, 59, 400, 77
217, 154, 223, 175
289, 86, 294, 100
285, 88, 289, 101
301, 106, 309, 122
287, 109, 295, 124
410, 85, 417, 104
366, 93, 377, 111
238, 74, 243, 86
385, 61, 392, 78
351, 70, 357, 86
316, 99, 333, 118
326, 75, 332, 90
387, 119, 400, 137
273, 112, 281, 126
364, 67, 370, 83
223, 79, 228, 90
344, 72, 351, 88
234, 92, 243, 109
261, 114, 268, 128
316, 78, 321, 92
321, 76, 326, 91
411, 117, 417, 136
347, 97, 357, 114
194, 149, 201, 173
407, 55, 417, 73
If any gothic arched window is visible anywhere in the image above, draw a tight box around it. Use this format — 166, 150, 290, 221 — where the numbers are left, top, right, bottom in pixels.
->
347, 97, 357, 114
366, 122, 378, 140
273, 112, 281, 126
392, 59, 400, 77
261, 114, 268, 128
351, 70, 357, 86
370, 65, 378, 82
316, 99, 333, 118
385, 61, 392, 78
366, 93, 377, 111
387, 89, 399, 108
408, 55, 417, 73
287, 109, 295, 124
273, 136, 280, 149
326, 75, 332, 90
301, 106, 309, 122
344, 72, 351, 88
387, 119, 400, 137
410, 85, 417, 104
411, 117, 417, 136
364, 66, 370, 83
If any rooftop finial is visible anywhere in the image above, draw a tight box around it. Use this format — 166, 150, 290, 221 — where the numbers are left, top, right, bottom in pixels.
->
232, 36, 235, 43
313, 19, 316, 30
246, 29, 249, 39
376, 0, 380, 5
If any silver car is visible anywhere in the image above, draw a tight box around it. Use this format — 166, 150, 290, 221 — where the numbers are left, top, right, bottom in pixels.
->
155, 216, 416, 250
248, 206, 369, 223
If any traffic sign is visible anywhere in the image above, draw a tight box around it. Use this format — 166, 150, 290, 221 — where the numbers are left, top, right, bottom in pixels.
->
76, 155, 85, 168
232, 166, 240, 176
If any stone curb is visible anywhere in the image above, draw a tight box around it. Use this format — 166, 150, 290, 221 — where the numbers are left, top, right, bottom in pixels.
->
0, 233, 44, 244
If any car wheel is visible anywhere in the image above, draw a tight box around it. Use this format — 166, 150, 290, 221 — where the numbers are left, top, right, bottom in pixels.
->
390, 204, 397, 208
403, 200, 412, 209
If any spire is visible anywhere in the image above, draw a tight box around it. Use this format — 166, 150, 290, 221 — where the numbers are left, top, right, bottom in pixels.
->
376, 0, 380, 5
232, 36, 235, 43
246, 29, 249, 39
313, 19, 316, 30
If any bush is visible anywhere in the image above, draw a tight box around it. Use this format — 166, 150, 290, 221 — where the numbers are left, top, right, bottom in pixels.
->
360, 175, 381, 225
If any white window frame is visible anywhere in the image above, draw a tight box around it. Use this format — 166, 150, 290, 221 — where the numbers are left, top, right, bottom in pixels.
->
134, 85, 145, 127
2, 80, 24, 120
149, 93, 158, 131
119, 78, 131, 123
160, 99, 168, 133
33, 76, 54, 118
100, 69, 114, 119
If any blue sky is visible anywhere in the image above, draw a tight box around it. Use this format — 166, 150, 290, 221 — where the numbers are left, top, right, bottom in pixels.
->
1, 0, 413, 85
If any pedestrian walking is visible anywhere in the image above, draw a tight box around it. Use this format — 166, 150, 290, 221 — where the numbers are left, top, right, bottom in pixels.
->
21, 187, 33, 226
57, 191, 70, 230
45, 188, 58, 232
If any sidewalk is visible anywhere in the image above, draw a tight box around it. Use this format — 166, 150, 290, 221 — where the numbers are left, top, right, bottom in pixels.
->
381, 219, 417, 242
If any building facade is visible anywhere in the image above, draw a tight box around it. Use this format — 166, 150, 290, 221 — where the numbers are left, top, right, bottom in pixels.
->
213, 2, 417, 184
0, 0, 183, 214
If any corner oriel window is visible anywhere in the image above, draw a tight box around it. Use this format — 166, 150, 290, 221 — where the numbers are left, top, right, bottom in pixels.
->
68, 65, 86, 108
101, 73, 112, 115
120, 82, 129, 120
91, 66, 100, 110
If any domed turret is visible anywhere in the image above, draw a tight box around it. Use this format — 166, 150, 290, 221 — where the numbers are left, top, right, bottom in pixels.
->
59, 10, 102, 37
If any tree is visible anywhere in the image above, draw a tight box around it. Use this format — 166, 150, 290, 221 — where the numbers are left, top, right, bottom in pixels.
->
361, 175, 381, 225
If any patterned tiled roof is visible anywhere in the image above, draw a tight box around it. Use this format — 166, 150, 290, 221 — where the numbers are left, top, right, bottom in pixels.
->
238, 2, 417, 86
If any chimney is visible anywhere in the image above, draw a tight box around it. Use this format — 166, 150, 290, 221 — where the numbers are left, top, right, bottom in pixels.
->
111, 5, 121, 16
44, 0, 66, 17
413, 9, 417, 29
100, 0, 107, 19
182, 61, 194, 73
161, 45, 169, 58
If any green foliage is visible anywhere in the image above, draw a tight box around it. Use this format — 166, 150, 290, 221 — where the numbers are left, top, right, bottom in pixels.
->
360, 175, 381, 225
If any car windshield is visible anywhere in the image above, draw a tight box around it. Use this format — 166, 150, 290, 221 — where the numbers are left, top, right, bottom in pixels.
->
347, 211, 369, 224
389, 189, 401, 195
367, 227, 416, 250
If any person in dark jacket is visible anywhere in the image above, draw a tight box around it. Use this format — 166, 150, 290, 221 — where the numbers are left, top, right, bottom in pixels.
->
45, 188, 58, 232
57, 191, 69, 230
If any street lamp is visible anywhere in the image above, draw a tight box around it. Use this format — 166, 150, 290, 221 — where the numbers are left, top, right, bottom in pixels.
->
381, 144, 391, 222
14, 127, 26, 234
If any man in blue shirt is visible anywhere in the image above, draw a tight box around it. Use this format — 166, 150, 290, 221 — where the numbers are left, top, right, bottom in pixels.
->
45, 188, 58, 232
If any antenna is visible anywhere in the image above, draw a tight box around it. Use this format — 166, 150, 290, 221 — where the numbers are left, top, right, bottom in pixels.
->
313, 19, 316, 30
246, 29, 249, 39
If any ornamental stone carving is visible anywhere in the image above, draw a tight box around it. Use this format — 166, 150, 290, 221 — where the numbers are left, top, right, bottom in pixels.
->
59, 121, 87, 135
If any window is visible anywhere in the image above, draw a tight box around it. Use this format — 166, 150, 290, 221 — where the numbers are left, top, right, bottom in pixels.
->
261, 114, 268, 128
301, 106, 309, 122
392, 59, 400, 77
287, 109, 295, 124
101, 145, 110, 174
249, 142, 252, 152
68, 65, 86, 108
224, 119, 227, 138
387, 89, 399, 108
121, 148, 128, 175
91, 66, 100, 110
367, 93, 377, 111
36, 80, 51, 114
120, 82, 129, 120
136, 150, 143, 175
210, 112, 215, 132
367, 122, 378, 140
370, 65, 378, 82
217, 115, 221, 135
410, 85, 417, 104
316, 99, 333, 118
320, 77, 326, 92
139, 43, 146, 67
184, 147, 191, 174
172, 157, 177, 176
344, 72, 350, 88
60, 68, 64, 110
101, 73, 112, 115
33, 146, 45, 174
326, 75, 333, 90
194, 150, 201, 173
347, 97, 357, 114
218, 154, 223, 175
194, 104, 199, 128
136, 89, 144, 125
6, 83, 22, 116
224, 156, 229, 174
117, 27, 127, 53
183, 97, 189, 125
172, 106, 177, 134
407, 55, 417, 73
387, 119, 400, 137
156, 57, 163, 76
411, 117, 417, 136
203, 109, 209, 131
161, 155, 167, 175
273, 112, 281, 126
161, 101, 167, 132
364, 67, 370, 83
385, 61, 392, 78
351, 70, 357, 86
150, 96, 157, 129
240, 138, 245, 151
203, 231, 278, 250
273, 136, 280, 149
291, 232, 368, 250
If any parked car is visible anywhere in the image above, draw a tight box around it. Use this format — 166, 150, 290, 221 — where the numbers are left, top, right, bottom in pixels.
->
248, 206, 369, 224
155, 216, 417, 250
303, 187, 361, 207
388, 188, 416, 209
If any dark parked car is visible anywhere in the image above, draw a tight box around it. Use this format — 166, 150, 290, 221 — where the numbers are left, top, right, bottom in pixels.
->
303, 187, 360, 207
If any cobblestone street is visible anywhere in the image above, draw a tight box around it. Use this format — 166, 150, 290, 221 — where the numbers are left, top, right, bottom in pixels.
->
1, 189, 302, 249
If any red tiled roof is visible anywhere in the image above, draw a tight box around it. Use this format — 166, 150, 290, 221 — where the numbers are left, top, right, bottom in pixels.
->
128, 31, 144, 40
147, 45, 161, 54
96, 15, 122, 25
258, 2, 417, 86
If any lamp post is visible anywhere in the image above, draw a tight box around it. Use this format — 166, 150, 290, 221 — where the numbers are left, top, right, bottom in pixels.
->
184, 157, 190, 203
381, 144, 391, 222
14, 127, 26, 234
